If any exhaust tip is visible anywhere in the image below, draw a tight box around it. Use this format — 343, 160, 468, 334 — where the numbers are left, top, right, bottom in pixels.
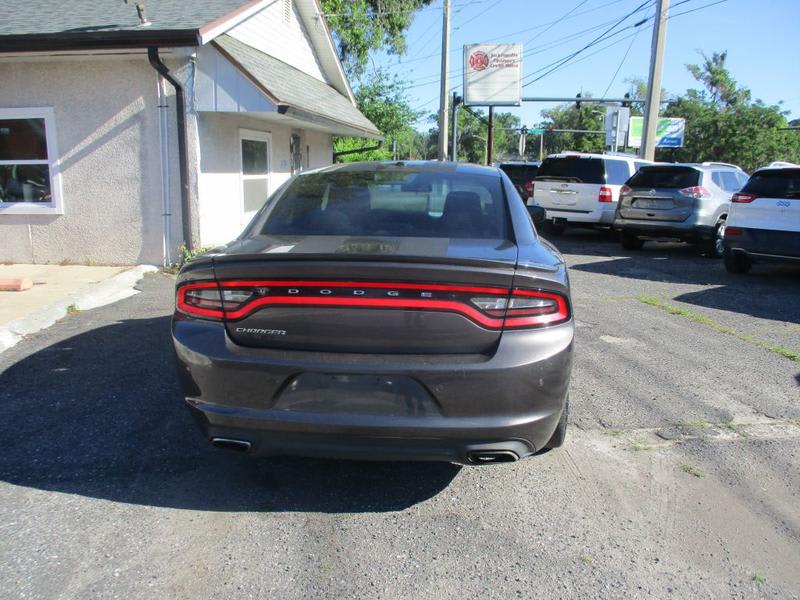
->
466, 450, 519, 465
211, 437, 252, 453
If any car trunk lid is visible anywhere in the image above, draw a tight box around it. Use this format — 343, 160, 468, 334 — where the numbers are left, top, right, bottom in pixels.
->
212, 235, 517, 354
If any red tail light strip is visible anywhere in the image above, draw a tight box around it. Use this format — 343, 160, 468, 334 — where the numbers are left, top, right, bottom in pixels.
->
176, 281, 570, 330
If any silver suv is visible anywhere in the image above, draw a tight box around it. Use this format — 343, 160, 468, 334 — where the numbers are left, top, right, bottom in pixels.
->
614, 162, 748, 256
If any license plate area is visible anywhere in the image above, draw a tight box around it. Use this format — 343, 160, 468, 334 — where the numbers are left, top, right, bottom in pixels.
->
273, 373, 440, 417
633, 197, 674, 210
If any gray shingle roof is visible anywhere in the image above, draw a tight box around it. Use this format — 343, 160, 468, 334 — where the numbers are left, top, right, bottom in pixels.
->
214, 35, 381, 138
0, 0, 246, 35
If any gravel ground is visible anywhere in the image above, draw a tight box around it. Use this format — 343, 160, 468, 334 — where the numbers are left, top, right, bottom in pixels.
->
1, 232, 798, 599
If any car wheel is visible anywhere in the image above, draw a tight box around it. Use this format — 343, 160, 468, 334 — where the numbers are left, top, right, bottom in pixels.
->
543, 394, 569, 450
620, 232, 644, 250
704, 218, 727, 258
723, 248, 751, 274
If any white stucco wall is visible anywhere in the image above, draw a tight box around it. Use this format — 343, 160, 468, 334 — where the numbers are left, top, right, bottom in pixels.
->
0, 56, 182, 265
197, 112, 332, 247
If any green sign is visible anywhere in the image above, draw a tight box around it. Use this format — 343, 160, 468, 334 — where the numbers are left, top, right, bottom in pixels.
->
628, 116, 685, 148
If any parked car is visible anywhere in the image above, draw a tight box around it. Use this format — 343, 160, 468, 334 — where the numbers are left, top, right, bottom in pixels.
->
723, 166, 800, 273
531, 152, 650, 234
172, 161, 574, 465
614, 162, 749, 256
499, 161, 540, 200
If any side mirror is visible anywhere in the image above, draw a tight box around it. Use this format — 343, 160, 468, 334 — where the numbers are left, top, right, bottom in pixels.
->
527, 204, 546, 226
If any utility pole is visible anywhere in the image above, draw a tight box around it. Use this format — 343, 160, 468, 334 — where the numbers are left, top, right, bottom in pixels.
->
450, 92, 461, 161
437, 0, 451, 160
640, 0, 669, 161
486, 106, 494, 165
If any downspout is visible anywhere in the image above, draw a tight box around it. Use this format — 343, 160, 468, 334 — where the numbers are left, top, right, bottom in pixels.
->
147, 47, 193, 251
156, 76, 172, 267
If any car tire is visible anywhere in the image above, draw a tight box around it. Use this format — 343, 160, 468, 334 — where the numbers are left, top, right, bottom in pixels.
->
620, 233, 644, 250
723, 248, 751, 274
544, 220, 566, 236
704, 218, 727, 258
543, 394, 569, 450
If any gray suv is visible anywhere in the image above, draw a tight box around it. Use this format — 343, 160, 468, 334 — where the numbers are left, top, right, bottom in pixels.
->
614, 162, 748, 256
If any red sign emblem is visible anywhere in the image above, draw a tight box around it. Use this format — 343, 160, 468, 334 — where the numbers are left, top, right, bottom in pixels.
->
469, 51, 490, 72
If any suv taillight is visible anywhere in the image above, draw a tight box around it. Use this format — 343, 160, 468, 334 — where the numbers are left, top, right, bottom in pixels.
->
678, 186, 711, 199
598, 186, 613, 202
732, 192, 757, 203
525, 181, 535, 196
620, 184, 632, 195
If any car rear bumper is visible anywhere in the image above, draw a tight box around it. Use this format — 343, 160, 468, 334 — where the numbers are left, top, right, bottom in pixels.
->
724, 227, 800, 263
172, 318, 574, 464
541, 205, 616, 225
613, 217, 714, 241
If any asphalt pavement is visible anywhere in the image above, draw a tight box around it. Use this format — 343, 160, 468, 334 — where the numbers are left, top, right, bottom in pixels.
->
1, 232, 798, 599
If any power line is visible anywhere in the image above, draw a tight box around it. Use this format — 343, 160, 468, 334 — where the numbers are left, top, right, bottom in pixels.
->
601, 28, 641, 96
521, 0, 590, 46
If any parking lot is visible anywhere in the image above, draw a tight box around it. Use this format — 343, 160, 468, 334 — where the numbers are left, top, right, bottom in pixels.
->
1, 232, 798, 599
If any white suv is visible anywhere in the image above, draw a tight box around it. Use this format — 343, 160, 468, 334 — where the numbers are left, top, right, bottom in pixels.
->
530, 152, 650, 234
723, 166, 800, 273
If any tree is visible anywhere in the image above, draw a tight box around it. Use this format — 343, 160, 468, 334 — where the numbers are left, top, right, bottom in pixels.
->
538, 99, 606, 155
660, 51, 800, 171
321, 0, 434, 76
333, 69, 422, 162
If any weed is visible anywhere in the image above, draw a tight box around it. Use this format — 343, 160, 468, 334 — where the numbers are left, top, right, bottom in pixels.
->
638, 297, 800, 362
718, 421, 749, 437
162, 243, 212, 275
751, 573, 765, 585
679, 420, 710, 430
579, 554, 593, 566
787, 418, 800, 427
85, 257, 97, 267
680, 463, 705, 478
66, 304, 80, 316
629, 441, 653, 451
604, 428, 623, 437
59, 258, 73, 266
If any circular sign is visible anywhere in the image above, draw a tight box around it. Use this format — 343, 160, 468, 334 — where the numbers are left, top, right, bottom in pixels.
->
468, 50, 490, 72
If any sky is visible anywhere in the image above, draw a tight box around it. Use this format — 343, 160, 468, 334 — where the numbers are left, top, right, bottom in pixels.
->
370, 0, 800, 131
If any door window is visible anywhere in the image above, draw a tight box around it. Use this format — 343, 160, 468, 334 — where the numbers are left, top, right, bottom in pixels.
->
240, 131, 270, 225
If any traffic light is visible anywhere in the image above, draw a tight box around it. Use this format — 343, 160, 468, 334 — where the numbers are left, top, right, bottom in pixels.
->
575, 93, 582, 110
622, 93, 631, 108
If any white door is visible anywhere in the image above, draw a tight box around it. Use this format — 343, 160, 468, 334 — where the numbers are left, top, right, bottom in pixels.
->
239, 130, 271, 228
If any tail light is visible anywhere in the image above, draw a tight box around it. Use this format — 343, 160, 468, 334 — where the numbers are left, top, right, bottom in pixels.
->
598, 186, 613, 202
525, 181, 535, 196
620, 184, 632, 195
724, 227, 743, 237
678, 186, 711, 199
732, 192, 757, 203
176, 281, 570, 330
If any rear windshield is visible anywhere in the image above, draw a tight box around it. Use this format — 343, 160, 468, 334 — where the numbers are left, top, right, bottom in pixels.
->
741, 169, 800, 199
499, 164, 539, 183
626, 166, 700, 189
258, 169, 510, 239
536, 156, 604, 184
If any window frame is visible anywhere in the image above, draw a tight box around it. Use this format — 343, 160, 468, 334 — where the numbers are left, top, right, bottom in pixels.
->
238, 128, 272, 227
0, 107, 63, 215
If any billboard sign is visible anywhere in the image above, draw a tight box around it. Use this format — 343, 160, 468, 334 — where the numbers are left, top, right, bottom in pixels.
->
627, 116, 686, 148
463, 44, 522, 106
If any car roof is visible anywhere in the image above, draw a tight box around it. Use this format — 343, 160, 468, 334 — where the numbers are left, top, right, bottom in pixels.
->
499, 161, 541, 166
545, 152, 639, 161
311, 160, 502, 178
639, 162, 744, 172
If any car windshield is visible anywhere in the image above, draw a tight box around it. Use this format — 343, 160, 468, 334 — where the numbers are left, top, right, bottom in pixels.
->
742, 169, 800, 198
626, 166, 700, 189
535, 156, 604, 184
257, 168, 510, 239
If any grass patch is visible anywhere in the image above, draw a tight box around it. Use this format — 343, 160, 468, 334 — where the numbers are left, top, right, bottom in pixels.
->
628, 441, 654, 451
638, 296, 800, 362
787, 418, 800, 427
579, 554, 593, 566
680, 463, 705, 478
678, 419, 711, 430
162, 243, 213, 275
751, 573, 766, 585
717, 420, 749, 437
604, 428, 623, 437
66, 304, 80, 316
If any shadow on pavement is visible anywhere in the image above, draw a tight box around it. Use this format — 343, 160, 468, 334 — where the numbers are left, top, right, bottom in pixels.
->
0, 316, 460, 513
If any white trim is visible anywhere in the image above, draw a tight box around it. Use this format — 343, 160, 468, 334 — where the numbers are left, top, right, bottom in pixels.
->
0, 106, 64, 216
238, 128, 272, 227
198, 0, 273, 45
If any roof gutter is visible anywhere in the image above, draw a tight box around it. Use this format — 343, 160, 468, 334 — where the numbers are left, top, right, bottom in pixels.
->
0, 30, 199, 53
277, 105, 383, 141
147, 47, 194, 251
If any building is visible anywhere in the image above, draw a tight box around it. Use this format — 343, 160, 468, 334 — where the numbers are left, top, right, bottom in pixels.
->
0, 0, 381, 265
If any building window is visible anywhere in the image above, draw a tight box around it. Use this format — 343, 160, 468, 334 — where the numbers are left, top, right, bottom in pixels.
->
0, 107, 63, 214
239, 129, 271, 226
